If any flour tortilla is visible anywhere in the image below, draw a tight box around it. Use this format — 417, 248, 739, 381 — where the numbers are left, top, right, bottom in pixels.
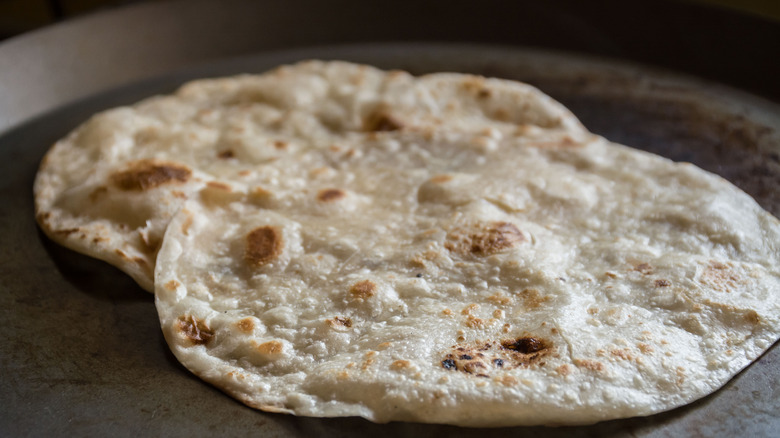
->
34, 61, 585, 291
34, 61, 780, 426
148, 63, 780, 426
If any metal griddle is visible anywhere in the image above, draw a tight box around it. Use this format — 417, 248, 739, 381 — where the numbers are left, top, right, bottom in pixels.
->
1, 1, 779, 436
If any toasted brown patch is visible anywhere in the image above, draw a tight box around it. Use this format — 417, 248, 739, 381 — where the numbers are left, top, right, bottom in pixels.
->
610, 348, 635, 361
317, 188, 346, 202
489, 293, 514, 306
111, 160, 191, 191
364, 109, 404, 132
655, 279, 671, 287
700, 260, 743, 292
518, 288, 550, 309
273, 140, 288, 149
445, 222, 525, 256
176, 315, 214, 345
349, 280, 377, 300
327, 316, 353, 330
255, 340, 283, 355
390, 360, 412, 371
236, 318, 255, 334
638, 343, 654, 354
245, 226, 282, 267
556, 364, 572, 376
633, 263, 654, 275
217, 149, 235, 159
573, 359, 605, 372
441, 337, 551, 377
500, 337, 547, 354
164, 280, 180, 291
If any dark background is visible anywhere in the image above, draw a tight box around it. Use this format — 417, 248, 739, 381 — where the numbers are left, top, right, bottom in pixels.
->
1, 0, 779, 102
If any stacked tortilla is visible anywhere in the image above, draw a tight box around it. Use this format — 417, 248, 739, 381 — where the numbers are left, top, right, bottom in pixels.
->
34, 61, 780, 426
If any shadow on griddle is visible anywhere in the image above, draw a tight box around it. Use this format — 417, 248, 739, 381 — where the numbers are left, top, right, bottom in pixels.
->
37, 226, 149, 302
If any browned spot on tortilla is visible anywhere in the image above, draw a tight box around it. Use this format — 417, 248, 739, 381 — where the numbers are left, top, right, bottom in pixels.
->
638, 343, 654, 354
245, 226, 282, 267
634, 263, 654, 275
442, 337, 550, 377
273, 140, 288, 149
206, 181, 232, 191
255, 340, 283, 355
364, 109, 403, 132
655, 279, 671, 287
610, 348, 634, 361
111, 160, 191, 191
501, 337, 547, 354
477, 88, 492, 99
465, 315, 489, 329
236, 318, 255, 334
430, 174, 453, 184
217, 149, 235, 159
171, 190, 187, 199
487, 293, 512, 306
327, 316, 352, 329
317, 188, 346, 202
164, 280, 180, 291
461, 303, 479, 315
556, 364, 571, 376
348, 280, 376, 300
442, 308, 453, 316
390, 360, 412, 371
445, 222, 525, 256
604, 271, 617, 279
573, 359, 605, 372
176, 315, 214, 345
744, 310, 761, 325
700, 260, 743, 292
518, 288, 550, 309
492, 108, 510, 122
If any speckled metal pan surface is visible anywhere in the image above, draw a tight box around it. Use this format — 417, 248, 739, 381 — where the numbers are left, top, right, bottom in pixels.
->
1, 41, 779, 436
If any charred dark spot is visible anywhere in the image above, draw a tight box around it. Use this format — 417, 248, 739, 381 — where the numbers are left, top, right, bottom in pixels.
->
218, 149, 235, 159
655, 279, 671, 287
441, 359, 456, 370
493, 358, 504, 367
476, 374, 490, 378
415, 273, 423, 278
501, 337, 546, 354
459, 354, 473, 360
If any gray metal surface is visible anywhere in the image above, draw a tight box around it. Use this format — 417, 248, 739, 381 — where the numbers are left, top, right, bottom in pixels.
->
1, 43, 779, 437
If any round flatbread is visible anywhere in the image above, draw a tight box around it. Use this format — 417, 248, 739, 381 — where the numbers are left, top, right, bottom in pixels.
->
150, 62, 780, 426
34, 61, 585, 291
